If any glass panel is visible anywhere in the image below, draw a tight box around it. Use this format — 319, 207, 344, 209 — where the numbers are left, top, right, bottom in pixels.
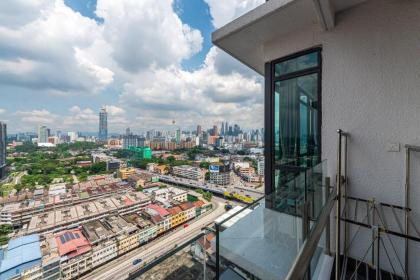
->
274, 73, 319, 168
274, 52, 318, 77
131, 233, 215, 280
217, 165, 331, 280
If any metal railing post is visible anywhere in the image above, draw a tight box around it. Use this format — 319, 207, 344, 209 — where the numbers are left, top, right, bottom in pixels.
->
336, 130, 343, 280
374, 226, 380, 280
325, 177, 331, 256
302, 201, 310, 279
405, 147, 410, 280
215, 223, 220, 280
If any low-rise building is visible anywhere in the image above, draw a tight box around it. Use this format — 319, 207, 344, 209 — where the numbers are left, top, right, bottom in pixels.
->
152, 187, 187, 203
122, 213, 157, 244
103, 215, 138, 255
118, 168, 136, 180
0, 235, 43, 280
91, 240, 117, 268
167, 206, 186, 228
55, 229, 92, 280
179, 202, 196, 221
145, 204, 171, 234
172, 165, 204, 181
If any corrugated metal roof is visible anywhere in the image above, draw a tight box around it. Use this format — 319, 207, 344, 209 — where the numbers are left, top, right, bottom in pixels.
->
0, 234, 41, 280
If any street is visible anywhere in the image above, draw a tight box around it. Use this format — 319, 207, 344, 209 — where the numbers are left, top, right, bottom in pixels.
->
80, 198, 226, 280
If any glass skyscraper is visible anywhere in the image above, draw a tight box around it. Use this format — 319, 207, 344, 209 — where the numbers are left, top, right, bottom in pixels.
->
0, 122, 6, 179
98, 107, 108, 141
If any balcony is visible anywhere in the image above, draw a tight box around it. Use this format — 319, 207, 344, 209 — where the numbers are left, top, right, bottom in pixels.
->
215, 161, 333, 280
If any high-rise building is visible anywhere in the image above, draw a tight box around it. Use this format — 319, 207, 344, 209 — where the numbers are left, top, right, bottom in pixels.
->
125, 127, 131, 136
212, 125, 218, 136
196, 125, 202, 136
98, 107, 108, 141
221, 122, 225, 136
0, 122, 6, 180
38, 125, 49, 143
176, 129, 181, 144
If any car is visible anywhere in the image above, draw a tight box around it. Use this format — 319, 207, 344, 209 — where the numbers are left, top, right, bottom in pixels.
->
183, 223, 189, 228
132, 259, 143, 266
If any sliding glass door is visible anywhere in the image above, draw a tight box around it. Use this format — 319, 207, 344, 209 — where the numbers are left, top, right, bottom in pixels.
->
266, 48, 322, 202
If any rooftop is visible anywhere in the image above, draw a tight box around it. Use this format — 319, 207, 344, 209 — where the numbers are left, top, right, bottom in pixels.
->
55, 229, 91, 258
0, 234, 41, 280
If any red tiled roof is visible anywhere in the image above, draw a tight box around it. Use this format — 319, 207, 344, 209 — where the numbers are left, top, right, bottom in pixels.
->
147, 204, 170, 217
193, 200, 205, 208
179, 202, 194, 211
55, 229, 91, 258
167, 206, 182, 215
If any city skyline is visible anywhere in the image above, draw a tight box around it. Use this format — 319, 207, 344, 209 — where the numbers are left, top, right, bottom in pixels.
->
0, 0, 265, 134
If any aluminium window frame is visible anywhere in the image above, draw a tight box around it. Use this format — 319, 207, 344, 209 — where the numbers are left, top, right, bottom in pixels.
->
264, 47, 322, 195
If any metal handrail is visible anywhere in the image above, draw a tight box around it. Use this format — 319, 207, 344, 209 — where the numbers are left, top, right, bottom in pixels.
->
285, 185, 337, 280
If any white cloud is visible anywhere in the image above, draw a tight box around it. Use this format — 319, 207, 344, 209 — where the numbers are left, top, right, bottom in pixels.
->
96, 0, 203, 72
105, 105, 125, 116
0, 0, 113, 93
15, 109, 58, 125
0, 108, 5, 114
204, 0, 264, 28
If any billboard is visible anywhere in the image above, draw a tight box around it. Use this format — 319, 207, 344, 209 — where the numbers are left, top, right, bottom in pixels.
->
209, 165, 220, 173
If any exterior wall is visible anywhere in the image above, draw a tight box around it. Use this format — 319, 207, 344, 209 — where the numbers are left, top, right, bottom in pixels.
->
172, 192, 188, 202
61, 253, 93, 280
138, 225, 157, 244
92, 240, 118, 268
262, 0, 420, 277
117, 233, 139, 255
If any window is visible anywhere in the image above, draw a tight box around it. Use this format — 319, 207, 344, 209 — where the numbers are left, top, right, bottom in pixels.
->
266, 48, 322, 196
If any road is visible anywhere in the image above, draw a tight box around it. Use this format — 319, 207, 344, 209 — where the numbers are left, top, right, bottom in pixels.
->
80, 199, 226, 280
159, 174, 263, 200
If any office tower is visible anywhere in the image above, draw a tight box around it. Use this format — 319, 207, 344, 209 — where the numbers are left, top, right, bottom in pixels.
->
224, 122, 228, 136
213, 125, 218, 136
196, 125, 202, 136
176, 128, 181, 144
0, 122, 6, 179
38, 125, 49, 143
221, 122, 225, 136
125, 127, 131, 136
98, 107, 108, 141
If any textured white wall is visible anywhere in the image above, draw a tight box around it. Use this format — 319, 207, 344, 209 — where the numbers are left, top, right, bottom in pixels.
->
264, 0, 420, 277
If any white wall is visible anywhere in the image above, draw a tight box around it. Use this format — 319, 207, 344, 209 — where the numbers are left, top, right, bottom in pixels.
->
264, 0, 420, 278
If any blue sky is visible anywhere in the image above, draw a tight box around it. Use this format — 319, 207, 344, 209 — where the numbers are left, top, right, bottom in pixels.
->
0, 0, 263, 133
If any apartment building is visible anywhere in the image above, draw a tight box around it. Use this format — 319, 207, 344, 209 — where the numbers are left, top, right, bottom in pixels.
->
211, 0, 420, 279
172, 165, 204, 182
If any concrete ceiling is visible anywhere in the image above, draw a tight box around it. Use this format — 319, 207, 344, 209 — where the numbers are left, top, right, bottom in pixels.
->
212, 0, 367, 74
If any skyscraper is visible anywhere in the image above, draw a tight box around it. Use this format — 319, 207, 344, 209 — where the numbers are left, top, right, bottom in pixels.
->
0, 122, 6, 180
196, 125, 202, 136
98, 107, 108, 141
221, 122, 225, 136
176, 128, 181, 144
38, 125, 49, 143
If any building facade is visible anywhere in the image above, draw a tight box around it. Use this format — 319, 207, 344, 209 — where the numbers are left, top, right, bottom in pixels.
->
0, 122, 6, 180
172, 165, 204, 181
98, 107, 107, 141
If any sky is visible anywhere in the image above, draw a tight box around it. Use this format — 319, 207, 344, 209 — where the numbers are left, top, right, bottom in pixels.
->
0, 0, 265, 134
